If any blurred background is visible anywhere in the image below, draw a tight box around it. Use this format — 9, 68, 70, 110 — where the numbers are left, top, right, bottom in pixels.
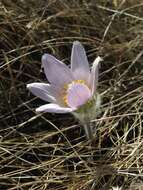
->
0, 0, 143, 189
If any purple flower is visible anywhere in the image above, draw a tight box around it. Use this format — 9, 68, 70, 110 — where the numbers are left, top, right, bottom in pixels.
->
27, 41, 102, 113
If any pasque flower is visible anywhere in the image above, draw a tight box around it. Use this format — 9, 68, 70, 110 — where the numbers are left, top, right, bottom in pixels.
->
27, 41, 102, 114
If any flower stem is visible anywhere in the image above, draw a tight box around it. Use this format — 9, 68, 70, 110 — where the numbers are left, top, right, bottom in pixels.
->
83, 122, 93, 140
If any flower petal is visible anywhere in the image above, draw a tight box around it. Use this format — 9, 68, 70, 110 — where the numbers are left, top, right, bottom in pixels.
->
90, 56, 102, 94
42, 54, 73, 86
71, 41, 90, 81
36, 103, 74, 113
27, 82, 58, 102
66, 83, 92, 108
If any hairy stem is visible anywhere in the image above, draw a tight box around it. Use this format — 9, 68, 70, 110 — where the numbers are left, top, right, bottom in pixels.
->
83, 122, 93, 140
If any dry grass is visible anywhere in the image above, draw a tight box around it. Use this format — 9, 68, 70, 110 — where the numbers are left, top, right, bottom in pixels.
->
0, 0, 143, 189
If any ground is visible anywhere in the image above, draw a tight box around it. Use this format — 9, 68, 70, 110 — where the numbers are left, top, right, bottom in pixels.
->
0, 0, 143, 189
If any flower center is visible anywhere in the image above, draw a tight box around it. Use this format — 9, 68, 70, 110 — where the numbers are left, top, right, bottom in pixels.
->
63, 80, 92, 108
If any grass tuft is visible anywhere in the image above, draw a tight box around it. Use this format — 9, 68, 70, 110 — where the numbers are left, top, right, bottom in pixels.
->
0, 0, 143, 189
